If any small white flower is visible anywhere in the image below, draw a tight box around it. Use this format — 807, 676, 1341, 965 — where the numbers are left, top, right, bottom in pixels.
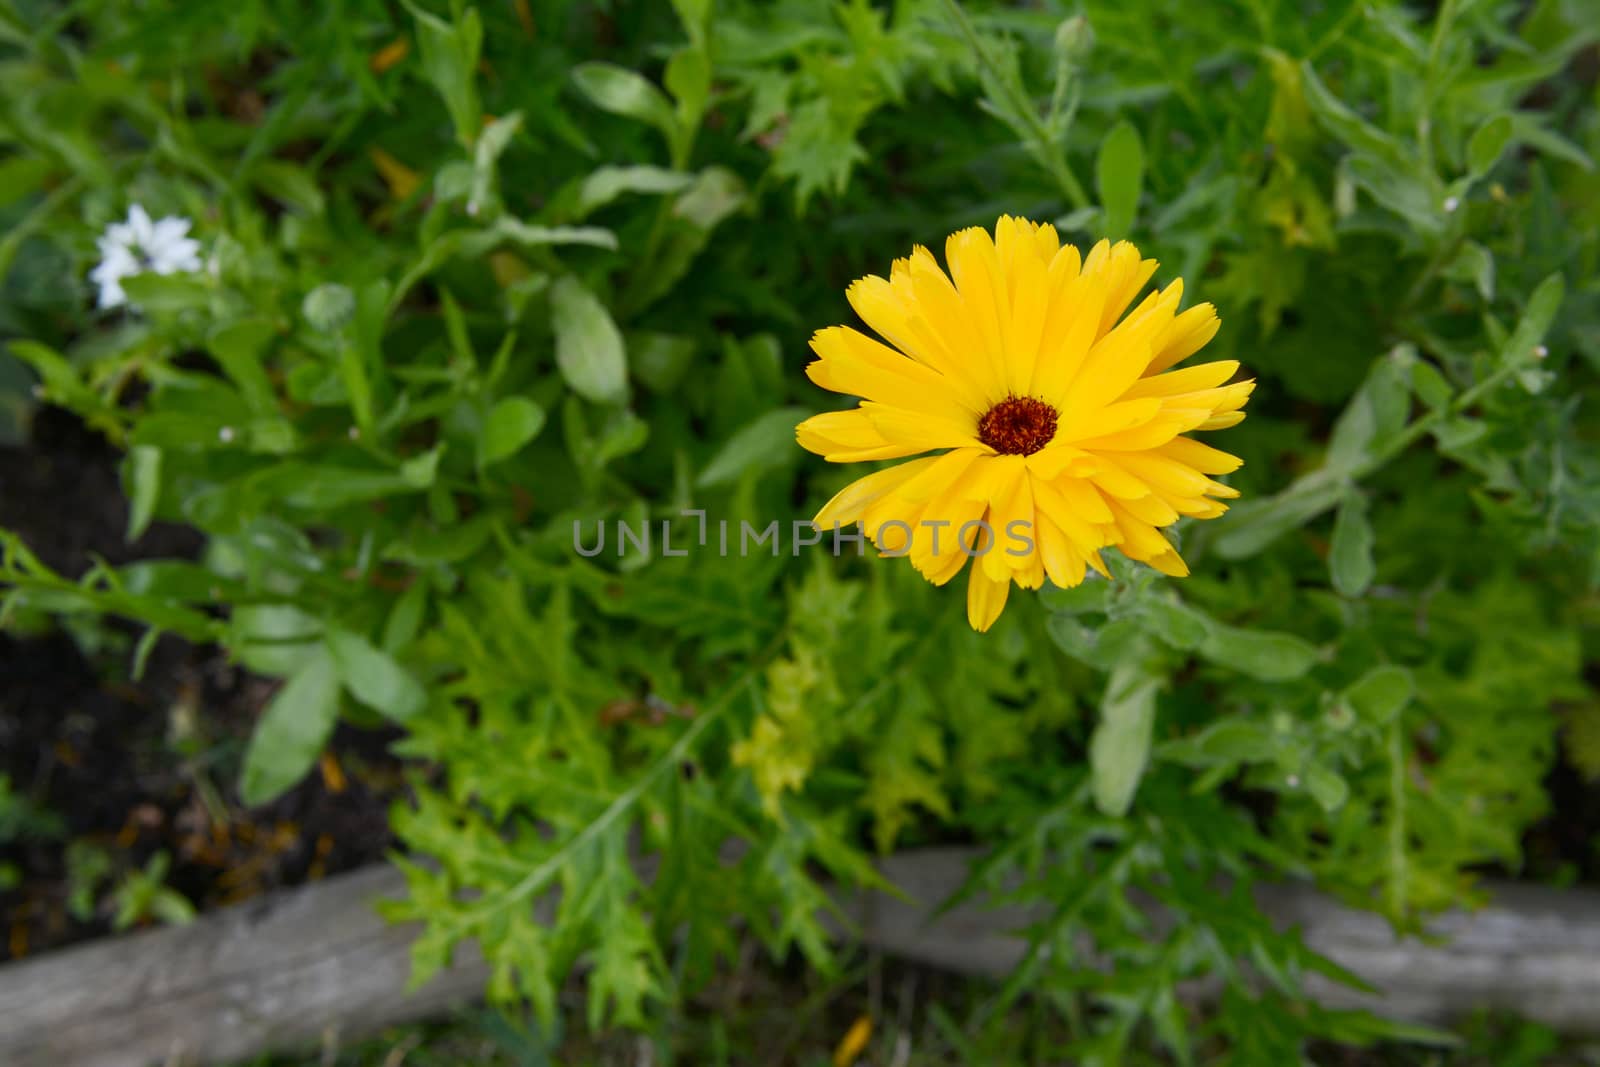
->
88, 204, 204, 310
1442, 196, 1460, 213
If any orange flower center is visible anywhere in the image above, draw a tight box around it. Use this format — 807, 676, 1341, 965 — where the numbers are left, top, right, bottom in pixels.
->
977, 396, 1059, 456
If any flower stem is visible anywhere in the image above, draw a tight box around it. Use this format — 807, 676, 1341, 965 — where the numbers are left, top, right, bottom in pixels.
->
939, 0, 1090, 211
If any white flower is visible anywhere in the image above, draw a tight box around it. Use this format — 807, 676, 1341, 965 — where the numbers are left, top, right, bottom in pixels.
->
88, 205, 203, 310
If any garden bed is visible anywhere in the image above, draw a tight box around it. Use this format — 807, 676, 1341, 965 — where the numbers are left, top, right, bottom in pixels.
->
4, 848, 1600, 1067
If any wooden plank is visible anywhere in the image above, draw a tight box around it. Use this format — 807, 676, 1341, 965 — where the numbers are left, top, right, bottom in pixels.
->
2, 850, 1599, 1066
0, 866, 488, 1067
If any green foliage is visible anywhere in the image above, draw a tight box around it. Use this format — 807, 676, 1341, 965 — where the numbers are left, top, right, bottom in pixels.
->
1, 0, 1597, 1060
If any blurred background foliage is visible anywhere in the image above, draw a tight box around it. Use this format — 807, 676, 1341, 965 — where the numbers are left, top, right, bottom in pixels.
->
1, 0, 1598, 1062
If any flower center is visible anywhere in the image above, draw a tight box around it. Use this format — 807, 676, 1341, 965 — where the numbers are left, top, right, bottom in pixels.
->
977, 396, 1059, 456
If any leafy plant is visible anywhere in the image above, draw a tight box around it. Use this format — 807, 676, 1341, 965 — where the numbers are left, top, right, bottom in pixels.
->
0, 0, 1596, 1060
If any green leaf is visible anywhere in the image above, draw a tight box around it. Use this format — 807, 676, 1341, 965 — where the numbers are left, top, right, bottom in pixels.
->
239, 649, 340, 806
470, 111, 524, 215
303, 283, 356, 333
697, 407, 808, 488
550, 276, 629, 405
119, 272, 211, 313
1500, 272, 1564, 366
1095, 119, 1144, 239
665, 46, 712, 138
1408, 360, 1454, 410
1298, 61, 1410, 168
1329, 492, 1375, 597
124, 446, 162, 541
1159, 719, 1276, 767
249, 464, 418, 510
1041, 576, 1111, 614
576, 166, 693, 218
1211, 472, 1346, 559
455, 218, 619, 259
1090, 662, 1160, 816
1443, 241, 1494, 301
1140, 597, 1213, 651
208, 319, 279, 411
670, 0, 712, 46
326, 627, 427, 722
405, 1, 483, 145
479, 396, 547, 467
1466, 114, 1514, 179
338, 342, 374, 437
1345, 665, 1413, 723
1326, 355, 1410, 473
630, 332, 696, 392
231, 603, 323, 676
400, 445, 444, 487
1303, 764, 1349, 812
1199, 625, 1318, 681
571, 62, 676, 142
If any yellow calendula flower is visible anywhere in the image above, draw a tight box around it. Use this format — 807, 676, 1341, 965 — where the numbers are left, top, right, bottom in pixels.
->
796, 216, 1253, 633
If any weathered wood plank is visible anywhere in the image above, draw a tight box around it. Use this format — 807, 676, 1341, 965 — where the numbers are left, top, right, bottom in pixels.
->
0, 866, 488, 1067
2, 850, 1598, 1066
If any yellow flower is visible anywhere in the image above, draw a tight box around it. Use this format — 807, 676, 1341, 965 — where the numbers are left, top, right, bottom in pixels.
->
796, 216, 1253, 633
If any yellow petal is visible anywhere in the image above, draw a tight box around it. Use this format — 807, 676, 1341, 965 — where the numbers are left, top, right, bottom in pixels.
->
861, 402, 981, 452
1102, 452, 1213, 498
797, 409, 928, 463
813, 457, 940, 528
806, 326, 977, 421
1074, 408, 1210, 451
966, 553, 1012, 632
1145, 302, 1220, 375
1055, 398, 1164, 444
945, 227, 1012, 393
1158, 437, 1244, 474
898, 447, 985, 501
1121, 360, 1240, 399
1035, 510, 1088, 589
1032, 264, 1109, 402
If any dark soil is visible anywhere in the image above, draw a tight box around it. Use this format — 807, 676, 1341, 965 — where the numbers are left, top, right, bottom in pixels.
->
0, 406, 403, 963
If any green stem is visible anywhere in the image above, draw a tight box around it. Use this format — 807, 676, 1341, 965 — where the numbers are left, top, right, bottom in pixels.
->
1384, 713, 1411, 919
1353, 355, 1524, 480
939, 0, 1090, 211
